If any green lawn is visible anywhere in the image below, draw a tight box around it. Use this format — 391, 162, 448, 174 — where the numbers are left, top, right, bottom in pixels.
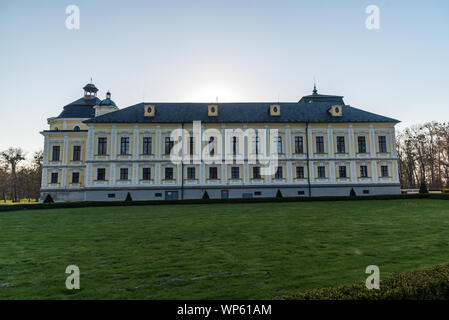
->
1, 199, 449, 299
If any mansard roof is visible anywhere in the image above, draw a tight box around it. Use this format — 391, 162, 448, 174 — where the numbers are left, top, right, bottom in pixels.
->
84, 101, 399, 124
56, 97, 101, 119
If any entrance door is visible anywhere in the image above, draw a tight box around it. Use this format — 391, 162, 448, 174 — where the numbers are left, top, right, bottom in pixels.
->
165, 191, 179, 200
221, 190, 229, 199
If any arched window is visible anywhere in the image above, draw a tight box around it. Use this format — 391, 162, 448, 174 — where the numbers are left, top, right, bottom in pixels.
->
54, 127, 59, 131
73, 126, 80, 131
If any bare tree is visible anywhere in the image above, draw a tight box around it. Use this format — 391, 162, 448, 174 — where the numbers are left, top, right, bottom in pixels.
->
397, 122, 449, 190
0, 147, 26, 202
0, 165, 9, 203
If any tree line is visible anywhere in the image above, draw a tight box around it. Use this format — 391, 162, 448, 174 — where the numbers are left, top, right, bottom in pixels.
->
397, 121, 449, 190
0, 123, 447, 203
0, 148, 42, 203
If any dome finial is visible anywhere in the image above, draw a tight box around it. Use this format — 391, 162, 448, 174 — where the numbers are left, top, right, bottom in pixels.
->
313, 78, 318, 95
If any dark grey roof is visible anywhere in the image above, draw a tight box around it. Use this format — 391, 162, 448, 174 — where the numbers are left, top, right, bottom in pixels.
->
299, 94, 344, 104
84, 101, 399, 124
56, 97, 101, 119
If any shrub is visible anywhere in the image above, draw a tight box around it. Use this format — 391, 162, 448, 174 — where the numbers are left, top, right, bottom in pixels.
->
419, 181, 429, 194
349, 188, 356, 197
125, 192, 133, 201
43, 194, 54, 203
202, 191, 210, 199
2, 193, 449, 213
282, 263, 449, 300
276, 189, 283, 198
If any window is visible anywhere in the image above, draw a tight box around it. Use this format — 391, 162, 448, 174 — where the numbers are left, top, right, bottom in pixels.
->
275, 136, 283, 153
252, 136, 260, 154
120, 137, 130, 155
275, 166, 283, 179
232, 137, 238, 155
97, 168, 106, 181
71, 172, 79, 184
187, 167, 196, 180
50, 172, 58, 184
98, 137, 107, 155
378, 136, 387, 153
155, 193, 162, 197
189, 137, 195, 156
165, 137, 174, 155
297, 191, 305, 195
255, 191, 262, 196
317, 166, 326, 178
142, 137, 152, 155
209, 137, 216, 156
338, 166, 347, 178
296, 166, 305, 179
294, 136, 304, 154
358, 136, 367, 153
142, 168, 151, 180
165, 167, 173, 180
73, 126, 80, 131
231, 167, 240, 179
316, 136, 324, 153
51, 146, 60, 161
209, 167, 218, 179
360, 165, 368, 178
119, 168, 128, 180
253, 166, 261, 179
363, 190, 370, 194
108, 193, 116, 198
336, 136, 346, 153
72, 146, 81, 161
381, 165, 389, 177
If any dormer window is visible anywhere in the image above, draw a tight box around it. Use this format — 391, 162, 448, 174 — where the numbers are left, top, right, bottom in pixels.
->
144, 105, 156, 117
270, 104, 281, 116
208, 105, 218, 116
328, 105, 343, 117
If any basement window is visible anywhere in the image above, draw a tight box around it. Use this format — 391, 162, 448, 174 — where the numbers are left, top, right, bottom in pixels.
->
363, 190, 370, 194
155, 193, 162, 197
298, 191, 305, 195
108, 193, 116, 198
254, 191, 262, 196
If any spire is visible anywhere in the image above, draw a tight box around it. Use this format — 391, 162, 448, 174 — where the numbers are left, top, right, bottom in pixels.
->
313, 81, 318, 95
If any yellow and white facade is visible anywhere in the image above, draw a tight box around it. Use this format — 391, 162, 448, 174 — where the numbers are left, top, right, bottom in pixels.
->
40, 83, 400, 202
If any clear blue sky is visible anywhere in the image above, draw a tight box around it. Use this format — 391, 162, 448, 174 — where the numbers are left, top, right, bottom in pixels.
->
1, 0, 448, 156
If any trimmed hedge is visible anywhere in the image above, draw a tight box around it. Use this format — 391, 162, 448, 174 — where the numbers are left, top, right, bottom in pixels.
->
282, 263, 449, 300
1, 193, 449, 213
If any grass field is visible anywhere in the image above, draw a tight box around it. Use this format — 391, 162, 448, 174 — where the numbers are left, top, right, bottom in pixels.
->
1, 199, 449, 299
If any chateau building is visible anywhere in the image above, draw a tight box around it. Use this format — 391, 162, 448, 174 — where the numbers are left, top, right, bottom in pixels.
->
40, 82, 400, 202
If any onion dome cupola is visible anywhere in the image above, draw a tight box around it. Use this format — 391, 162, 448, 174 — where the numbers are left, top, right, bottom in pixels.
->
98, 91, 117, 107
94, 91, 119, 117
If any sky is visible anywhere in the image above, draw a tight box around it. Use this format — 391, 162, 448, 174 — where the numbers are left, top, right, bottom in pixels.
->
1, 0, 448, 158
